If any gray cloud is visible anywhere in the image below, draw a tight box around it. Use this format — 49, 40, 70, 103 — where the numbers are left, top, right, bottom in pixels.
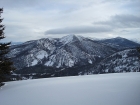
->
94, 14, 140, 28
45, 14, 140, 35
0, 0, 42, 9
0, 0, 140, 41
45, 25, 113, 35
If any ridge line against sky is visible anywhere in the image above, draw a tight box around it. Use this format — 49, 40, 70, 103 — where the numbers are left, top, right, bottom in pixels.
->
0, 0, 140, 42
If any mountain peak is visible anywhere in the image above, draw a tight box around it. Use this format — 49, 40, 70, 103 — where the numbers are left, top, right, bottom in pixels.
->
113, 37, 126, 42
115, 37, 126, 40
68, 34, 76, 37
115, 36, 123, 39
59, 34, 78, 44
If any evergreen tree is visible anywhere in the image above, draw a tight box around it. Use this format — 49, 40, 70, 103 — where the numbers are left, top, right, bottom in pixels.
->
137, 47, 140, 53
0, 8, 15, 86
137, 47, 140, 58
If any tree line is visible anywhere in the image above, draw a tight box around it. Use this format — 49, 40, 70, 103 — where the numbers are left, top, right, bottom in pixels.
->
0, 8, 15, 86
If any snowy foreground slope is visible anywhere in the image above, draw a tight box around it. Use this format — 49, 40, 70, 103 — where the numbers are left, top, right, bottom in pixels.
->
0, 73, 140, 105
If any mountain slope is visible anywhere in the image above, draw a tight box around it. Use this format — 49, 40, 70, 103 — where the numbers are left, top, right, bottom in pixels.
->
7, 35, 140, 79
99, 37, 140, 50
8, 35, 116, 71
91, 49, 140, 74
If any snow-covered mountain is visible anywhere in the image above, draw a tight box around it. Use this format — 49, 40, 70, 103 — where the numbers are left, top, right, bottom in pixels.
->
11, 42, 23, 45
90, 49, 140, 74
8, 35, 116, 70
99, 37, 140, 50
7, 35, 140, 79
1, 42, 23, 46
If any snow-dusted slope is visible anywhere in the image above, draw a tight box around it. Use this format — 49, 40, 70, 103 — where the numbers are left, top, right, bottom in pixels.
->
91, 49, 140, 73
99, 37, 140, 50
7, 35, 140, 79
8, 34, 116, 70
59, 34, 77, 44
1, 73, 140, 105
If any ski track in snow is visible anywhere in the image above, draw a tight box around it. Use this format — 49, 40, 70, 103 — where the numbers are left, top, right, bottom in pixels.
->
0, 72, 140, 105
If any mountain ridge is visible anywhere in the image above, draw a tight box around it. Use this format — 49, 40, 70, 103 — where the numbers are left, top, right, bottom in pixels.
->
7, 35, 140, 80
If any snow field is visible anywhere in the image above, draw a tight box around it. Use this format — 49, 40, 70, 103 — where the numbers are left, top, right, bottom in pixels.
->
0, 72, 140, 105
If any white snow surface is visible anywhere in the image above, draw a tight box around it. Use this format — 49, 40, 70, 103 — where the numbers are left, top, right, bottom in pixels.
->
88, 59, 92, 64
31, 59, 38, 66
36, 50, 48, 59
0, 73, 140, 105
59, 34, 75, 44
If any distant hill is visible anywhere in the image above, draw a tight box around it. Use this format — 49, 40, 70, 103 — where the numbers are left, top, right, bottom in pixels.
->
1, 42, 23, 45
99, 37, 140, 50
90, 49, 140, 74
11, 42, 23, 45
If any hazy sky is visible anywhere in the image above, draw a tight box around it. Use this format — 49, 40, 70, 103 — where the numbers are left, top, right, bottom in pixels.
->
0, 0, 140, 42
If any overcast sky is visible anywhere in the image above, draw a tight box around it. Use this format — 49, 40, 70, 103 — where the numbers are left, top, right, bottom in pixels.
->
0, 0, 140, 42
